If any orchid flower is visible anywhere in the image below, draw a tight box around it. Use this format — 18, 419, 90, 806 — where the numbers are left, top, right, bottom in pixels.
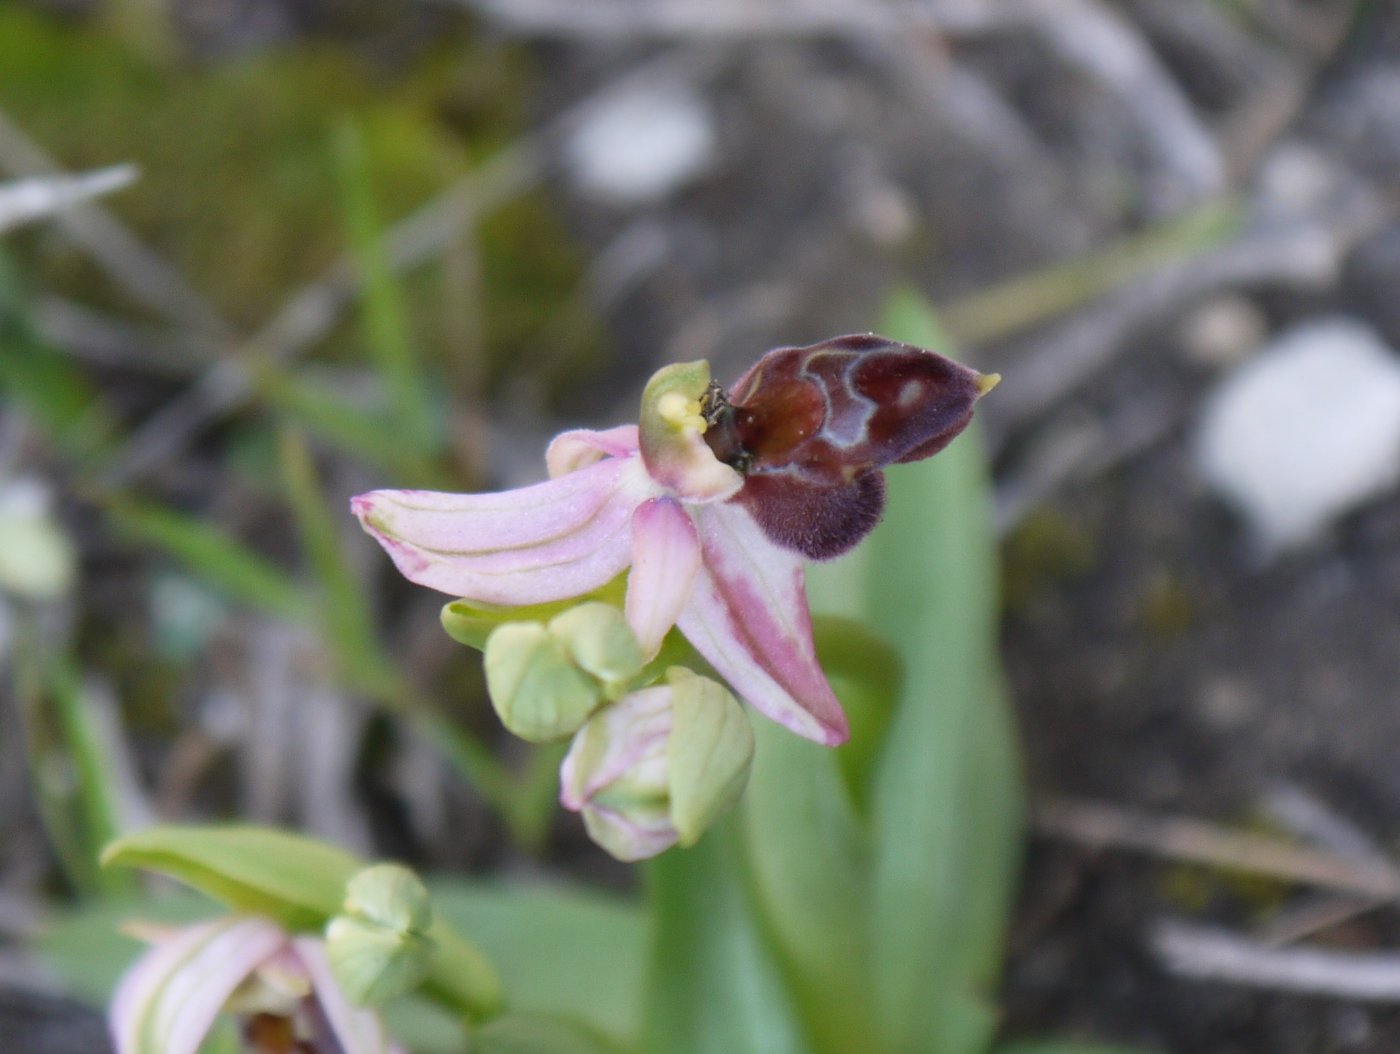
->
110, 916, 403, 1054
353, 336, 996, 748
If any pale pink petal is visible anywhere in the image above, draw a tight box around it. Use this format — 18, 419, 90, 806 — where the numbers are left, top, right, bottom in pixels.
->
546, 425, 640, 478
352, 458, 656, 605
292, 937, 396, 1054
559, 686, 672, 810
111, 917, 287, 1054
626, 498, 702, 658
677, 503, 848, 746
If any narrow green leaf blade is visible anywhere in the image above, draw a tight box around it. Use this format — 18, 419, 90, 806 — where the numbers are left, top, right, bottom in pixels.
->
106, 498, 309, 621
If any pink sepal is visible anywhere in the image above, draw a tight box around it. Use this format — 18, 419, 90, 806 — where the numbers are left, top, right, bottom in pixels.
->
677, 503, 849, 746
351, 457, 654, 605
109, 917, 287, 1054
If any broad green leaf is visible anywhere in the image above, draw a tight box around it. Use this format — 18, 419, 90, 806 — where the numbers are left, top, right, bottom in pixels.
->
739, 718, 875, 1054
643, 823, 810, 1054
105, 498, 310, 621
473, 1015, 631, 1054
810, 615, 901, 812
861, 295, 1025, 1053
430, 878, 646, 1047
102, 825, 504, 1019
101, 825, 360, 928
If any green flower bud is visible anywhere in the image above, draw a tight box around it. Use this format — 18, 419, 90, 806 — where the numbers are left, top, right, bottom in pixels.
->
547, 602, 645, 697
665, 667, 755, 846
325, 864, 434, 1008
560, 668, 755, 861
484, 621, 602, 741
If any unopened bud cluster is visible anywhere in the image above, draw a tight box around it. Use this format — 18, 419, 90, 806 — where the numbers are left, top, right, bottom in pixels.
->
483, 602, 754, 862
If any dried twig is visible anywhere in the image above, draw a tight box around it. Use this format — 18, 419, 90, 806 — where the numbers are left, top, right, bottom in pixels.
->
449, 0, 1017, 38
0, 164, 138, 235
1036, 797, 1400, 899
1154, 918, 1400, 1002
987, 193, 1392, 446
0, 108, 234, 341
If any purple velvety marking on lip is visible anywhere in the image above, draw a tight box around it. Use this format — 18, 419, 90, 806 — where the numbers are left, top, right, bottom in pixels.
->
704, 334, 984, 557
735, 471, 886, 560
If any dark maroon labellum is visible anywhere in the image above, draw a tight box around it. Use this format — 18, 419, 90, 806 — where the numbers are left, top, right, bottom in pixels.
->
703, 334, 993, 560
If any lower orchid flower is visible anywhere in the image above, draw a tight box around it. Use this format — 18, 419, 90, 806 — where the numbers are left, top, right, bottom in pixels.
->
353, 335, 995, 750
110, 916, 404, 1054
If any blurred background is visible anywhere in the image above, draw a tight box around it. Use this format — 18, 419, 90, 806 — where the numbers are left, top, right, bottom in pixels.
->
5, 0, 1400, 1051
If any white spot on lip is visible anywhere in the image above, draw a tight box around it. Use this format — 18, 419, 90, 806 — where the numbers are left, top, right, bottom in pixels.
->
896, 379, 925, 409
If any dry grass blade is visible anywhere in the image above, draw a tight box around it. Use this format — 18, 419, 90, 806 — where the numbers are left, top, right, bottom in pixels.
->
1154, 919, 1400, 1002
0, 165, 138, 235
1037, 797, 1400, 899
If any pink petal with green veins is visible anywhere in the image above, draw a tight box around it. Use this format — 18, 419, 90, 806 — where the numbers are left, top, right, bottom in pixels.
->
292, 937, 398, 1054
546, 425, 639, 478
110, 916, 287, 1054
351, 457, 655, 605
677, 503, 849, 746
626, 498, 702, 658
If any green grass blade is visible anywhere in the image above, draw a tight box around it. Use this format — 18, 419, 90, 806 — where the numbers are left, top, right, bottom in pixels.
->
277, 427, 396, 694
105, 497, 310, 621
333, 119, 438, 454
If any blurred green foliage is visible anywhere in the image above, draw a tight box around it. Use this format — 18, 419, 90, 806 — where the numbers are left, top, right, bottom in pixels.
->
0, 5, 601, 379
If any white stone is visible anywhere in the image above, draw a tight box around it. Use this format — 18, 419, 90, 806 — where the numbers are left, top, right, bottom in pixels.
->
0, 477, 74, 600
1196, 317, 1400, 551
565, 82, 715, 205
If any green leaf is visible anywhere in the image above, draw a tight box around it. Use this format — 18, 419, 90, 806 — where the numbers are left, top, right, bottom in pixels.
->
810, 615, 901, 813
102, 826, 504, 1019
44, 660, 132, 897
739, 718, 875, 1054
105, 498, 310, 621
254, 364, 438, 482
334, 118, 439, 455
473, 1015, 631, 1054
278, 428, 397, 695
430, 878, 646, 1047
101, 825, 359, 928
642, 823, 810, 1054
859, 294, 1025, 1053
